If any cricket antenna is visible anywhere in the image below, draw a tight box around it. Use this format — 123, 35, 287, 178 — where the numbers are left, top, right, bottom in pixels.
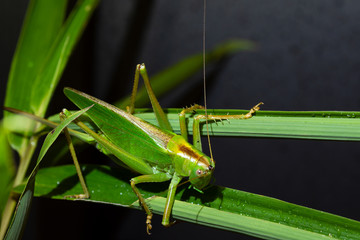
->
202, 0, 214, 162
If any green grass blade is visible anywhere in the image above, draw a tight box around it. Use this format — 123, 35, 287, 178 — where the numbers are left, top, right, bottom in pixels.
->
4, 0, 67, 155
1, 2, 67, 236
16, 164, 360, 240
4, 107, 91, 239
43, 107, 360, 142
20, 107, 360, 145
115, 40, 255, 109
30, 0, 99, 116
4, 179, 34, 240
2, 2, 99, 234
4, 0, 99, 156
134, 108, 360, 141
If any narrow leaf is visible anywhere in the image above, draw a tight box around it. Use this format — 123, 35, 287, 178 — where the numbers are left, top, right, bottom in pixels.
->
134, 108, 360, 141
4, 0, 67, 155
24, 107, 360, 142
30, 0, 99, 116
4, 179, 34, 240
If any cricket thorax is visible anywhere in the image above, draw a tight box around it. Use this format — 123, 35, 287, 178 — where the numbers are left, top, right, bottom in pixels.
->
166, 135, 213, 178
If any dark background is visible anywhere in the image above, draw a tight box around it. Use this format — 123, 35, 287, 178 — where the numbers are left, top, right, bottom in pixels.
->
1, 0, 360, 239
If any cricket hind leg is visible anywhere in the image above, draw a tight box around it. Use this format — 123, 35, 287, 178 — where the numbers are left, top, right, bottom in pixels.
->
192, 102, 263, 151
60, 110, 90, 199
127, 63, 172, 131
130, 173, 172, 235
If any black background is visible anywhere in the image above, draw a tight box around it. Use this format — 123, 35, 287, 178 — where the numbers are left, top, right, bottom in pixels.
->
1, 0, 360, 239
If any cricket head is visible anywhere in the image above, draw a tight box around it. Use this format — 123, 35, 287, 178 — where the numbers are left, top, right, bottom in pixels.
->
189, 156, 215, 191
168, 135, 215, 191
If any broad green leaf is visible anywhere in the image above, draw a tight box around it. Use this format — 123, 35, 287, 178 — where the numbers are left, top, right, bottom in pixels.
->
115, 40, 256, 109
4, 107, 91, 240
15, 164, 360, 240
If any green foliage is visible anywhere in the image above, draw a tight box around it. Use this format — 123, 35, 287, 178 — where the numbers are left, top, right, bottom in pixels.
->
135, 108, 360, 140
1, 0, 99, 238
0, 122, 15, 219
4, 0, 67, 156
14, 164, 360, 240
2, 1, 360, 239
4, 107, 91, 240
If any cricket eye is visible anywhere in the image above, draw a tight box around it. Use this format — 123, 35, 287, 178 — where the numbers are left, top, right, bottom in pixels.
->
196, 169, 203, 176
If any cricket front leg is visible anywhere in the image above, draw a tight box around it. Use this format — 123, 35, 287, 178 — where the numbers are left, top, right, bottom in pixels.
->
162, 174, 182, 227
192, 102, 264, 151
130, 173, 172, 234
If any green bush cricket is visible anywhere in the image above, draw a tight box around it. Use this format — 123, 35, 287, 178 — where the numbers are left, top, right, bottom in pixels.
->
5, 63, 262, 234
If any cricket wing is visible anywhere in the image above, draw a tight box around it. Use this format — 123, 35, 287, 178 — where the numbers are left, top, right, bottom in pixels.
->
64, 88, 174, 170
